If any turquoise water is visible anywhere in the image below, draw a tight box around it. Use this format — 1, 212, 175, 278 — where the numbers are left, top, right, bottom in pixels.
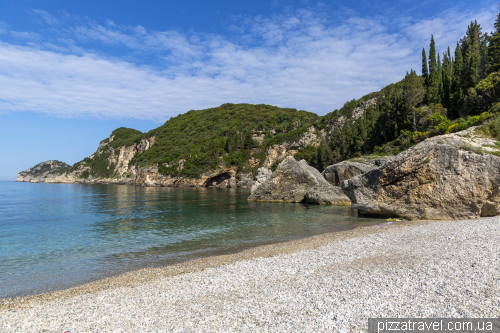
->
0, 182, 382, 298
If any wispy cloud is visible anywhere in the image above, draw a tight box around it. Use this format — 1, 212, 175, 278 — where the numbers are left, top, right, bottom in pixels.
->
403, 4, 496, 54
0, 5, 496, 121
32, 9, 59, 26
10, 31, 39, 39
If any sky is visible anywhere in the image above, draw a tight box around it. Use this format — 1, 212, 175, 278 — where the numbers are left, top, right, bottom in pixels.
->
0, 0, 498, 180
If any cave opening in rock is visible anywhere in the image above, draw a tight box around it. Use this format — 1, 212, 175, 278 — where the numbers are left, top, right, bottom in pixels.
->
205, 173, 231, 187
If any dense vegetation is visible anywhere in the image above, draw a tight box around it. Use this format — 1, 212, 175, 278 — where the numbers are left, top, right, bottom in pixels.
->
130, 103, 318, 178
20, 160, 72, 177
103, 127, 143, 149
295, 13, 500, 170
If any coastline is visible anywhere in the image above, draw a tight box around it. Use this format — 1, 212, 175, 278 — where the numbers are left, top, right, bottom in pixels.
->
0, 218, 396, 307
1, 217, 499, 331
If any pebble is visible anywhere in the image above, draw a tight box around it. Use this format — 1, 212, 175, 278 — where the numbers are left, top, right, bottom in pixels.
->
0, 217, 499, 332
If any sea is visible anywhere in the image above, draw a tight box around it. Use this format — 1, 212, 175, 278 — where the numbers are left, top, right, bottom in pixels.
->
0, 181, 383, 298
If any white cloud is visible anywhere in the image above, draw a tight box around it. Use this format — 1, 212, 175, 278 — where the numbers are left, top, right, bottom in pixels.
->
10, 31, 39, 39
402, 4, 496, 55
0, 5, 496, 120
32, 9, 59, 26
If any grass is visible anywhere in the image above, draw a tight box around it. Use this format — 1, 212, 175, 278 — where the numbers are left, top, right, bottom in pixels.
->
459, 143, 484, 155
349, 159, 370, 165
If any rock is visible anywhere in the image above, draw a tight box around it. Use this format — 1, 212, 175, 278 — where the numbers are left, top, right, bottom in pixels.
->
250, 168, 273, 194
236, 176, 254, 189
228, 178, 237, 188
262, 127, 325, 168
304, 185, 351, 205
322, 161, 376, 186
217, 181, 228, 188
29, 179, 40, 183
342, 128, 500, 220
371, 156, 396, 167
249, 157, 351, 205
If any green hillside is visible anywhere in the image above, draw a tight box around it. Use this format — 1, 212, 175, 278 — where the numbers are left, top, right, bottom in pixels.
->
19, 160, 72, 178
131, 103, 319, 178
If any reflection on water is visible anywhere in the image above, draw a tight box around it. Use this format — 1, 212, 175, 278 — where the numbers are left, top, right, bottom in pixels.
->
0, 182, 383, 298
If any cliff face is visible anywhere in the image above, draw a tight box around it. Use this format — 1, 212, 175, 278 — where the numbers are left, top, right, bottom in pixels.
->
324, 98, 377, 137
15, 160, 71, 183
263, 126, 326, 168
42, 133, 257, 188
45, 135, 156, 185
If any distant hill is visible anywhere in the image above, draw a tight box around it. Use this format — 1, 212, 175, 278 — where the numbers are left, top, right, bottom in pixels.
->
16, 160, 71, 182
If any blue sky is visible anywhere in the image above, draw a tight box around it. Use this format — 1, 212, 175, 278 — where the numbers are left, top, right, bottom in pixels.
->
0, 0, 497, 180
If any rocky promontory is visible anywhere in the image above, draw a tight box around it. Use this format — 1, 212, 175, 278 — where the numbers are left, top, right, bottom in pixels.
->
342, 127, 500, 220
15, 160, 71, 183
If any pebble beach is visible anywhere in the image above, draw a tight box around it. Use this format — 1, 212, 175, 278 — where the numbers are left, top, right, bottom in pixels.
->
1, 217, 499, 332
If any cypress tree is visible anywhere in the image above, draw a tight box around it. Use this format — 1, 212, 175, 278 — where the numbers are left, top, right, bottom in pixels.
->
469, 21, 481, 86
450, 42, 464, 115
426, 35, 441, 104
422, 48, 429, 85
453, 43, 463, 93
403, 70, 425, 131
487, 12, 500, 74
429, 35, 437, 75
442, 52, 451, 107
437, 53, 444, 102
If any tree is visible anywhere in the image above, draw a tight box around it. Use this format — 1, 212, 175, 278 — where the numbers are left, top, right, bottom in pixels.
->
403, 70, 426, 131
429, 35, 437, 75
487, 12, 500, 74
426, 35, 442, 104
422, 48, 429, 84
442, 50, 453, 107
469, 21, 482, 86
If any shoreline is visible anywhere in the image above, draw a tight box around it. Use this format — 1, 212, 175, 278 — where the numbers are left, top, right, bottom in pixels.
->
1, 217, 499, 331
0, 218, 420, 308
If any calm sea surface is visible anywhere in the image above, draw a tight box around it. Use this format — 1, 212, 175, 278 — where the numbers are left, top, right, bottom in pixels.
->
0, 181, 383, 298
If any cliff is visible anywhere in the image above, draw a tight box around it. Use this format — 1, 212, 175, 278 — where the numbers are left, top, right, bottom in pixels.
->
15, 160, 71, 183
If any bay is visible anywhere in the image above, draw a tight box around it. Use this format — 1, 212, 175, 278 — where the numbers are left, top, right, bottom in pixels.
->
0, 181, 382, 298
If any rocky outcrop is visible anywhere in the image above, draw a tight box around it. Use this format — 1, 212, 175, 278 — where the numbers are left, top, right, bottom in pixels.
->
111, 137, 156, 177
327, 98, 377, 133
236, 174, 255, 189
304, 185, 351, 205
342, 127, 500, 220
16, 160, 71, 182
322, 161, 377, 186
249, 157, 351, 205
262, 127, 326, 168
250, 168, 273, 194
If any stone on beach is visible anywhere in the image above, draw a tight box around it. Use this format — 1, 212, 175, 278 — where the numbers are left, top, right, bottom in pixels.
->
248, 156, 351, 205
